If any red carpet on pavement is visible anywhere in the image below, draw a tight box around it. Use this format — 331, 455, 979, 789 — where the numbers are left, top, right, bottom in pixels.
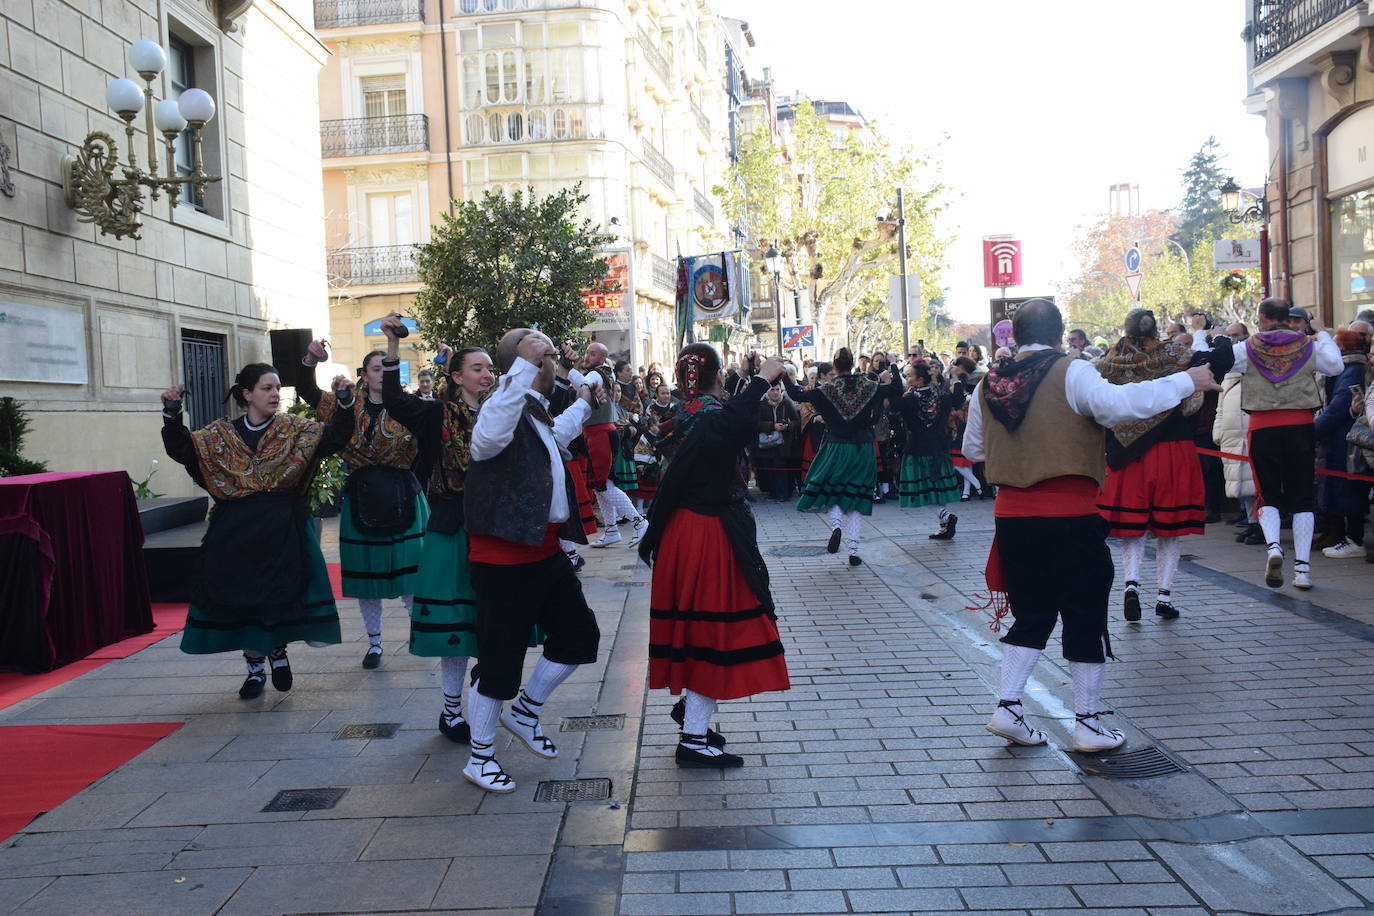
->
0, 722, 182, 840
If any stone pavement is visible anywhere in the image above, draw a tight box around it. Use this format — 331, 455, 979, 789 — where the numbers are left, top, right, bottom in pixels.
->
1, 497, 1372, 915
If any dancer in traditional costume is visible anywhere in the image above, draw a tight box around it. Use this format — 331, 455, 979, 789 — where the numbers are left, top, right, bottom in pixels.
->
376, 319, 493, 742
963, 301, 1217, 752
785, 348, 900, 566
461, 329, 602, 793
552, 349, 600, 572
639, 346, 790, 768
1193, 299, 1342, 589
160, 366, 355, 698
580, 343, 648, 548
947, 357, 985, 500
296, 337, 425, 669
892, 360, 964, 539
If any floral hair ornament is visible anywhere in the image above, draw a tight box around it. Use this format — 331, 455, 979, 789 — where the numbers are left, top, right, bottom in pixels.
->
678, 352, 708, 397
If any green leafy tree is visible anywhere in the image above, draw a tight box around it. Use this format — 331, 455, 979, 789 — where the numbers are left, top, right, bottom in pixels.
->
715, 101, 953, 352
412, 185, 615, 353
1176, 137, 1231, 255
0, 397, 47, 477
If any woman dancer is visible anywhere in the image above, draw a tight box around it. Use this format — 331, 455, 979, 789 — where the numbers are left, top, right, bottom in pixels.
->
639, 346, 790, 768
297, 337, 426, 669
892, 360, 964, 539
785, 348, 900, 565
376, 317, 495, 741
160, 366, 355, 698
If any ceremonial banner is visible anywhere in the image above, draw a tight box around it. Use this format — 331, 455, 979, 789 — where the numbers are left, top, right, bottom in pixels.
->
675, 250, 753, 349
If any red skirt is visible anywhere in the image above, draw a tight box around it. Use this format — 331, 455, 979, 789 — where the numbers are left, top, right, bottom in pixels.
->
874, 440, 885, 475
632, 462, 659, 500
648, 509, 789, 701
568, 455, 598, 536
801, 436, 818, 482
585, 424, 614, 491
1097, 440, 1205, 538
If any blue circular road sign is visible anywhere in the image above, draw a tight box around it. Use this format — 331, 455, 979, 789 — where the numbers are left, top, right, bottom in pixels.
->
1125, 247, 1142, 272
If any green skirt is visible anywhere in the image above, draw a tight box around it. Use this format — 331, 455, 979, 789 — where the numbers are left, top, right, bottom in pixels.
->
613, 449, 639, 490
897, 453, 961, 508
339, 490, 429, 599
796, 440, 876, 516
181, 516, 341, 657
408, 527, 545, 657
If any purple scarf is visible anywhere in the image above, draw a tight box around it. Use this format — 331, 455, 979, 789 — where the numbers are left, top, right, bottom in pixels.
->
1248, 331, 1313, 384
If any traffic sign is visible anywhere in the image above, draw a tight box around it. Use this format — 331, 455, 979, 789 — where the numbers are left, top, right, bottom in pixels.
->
1125, 272, 1143, 300
782, 325, 815, 350
1125, 247, 1142, 272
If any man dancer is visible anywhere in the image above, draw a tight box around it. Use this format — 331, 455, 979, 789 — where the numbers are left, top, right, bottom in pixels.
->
580, 341, 648, 548
1193, 299, 1342, 589
964, 301, 1218, 753
461, 329, 602, 793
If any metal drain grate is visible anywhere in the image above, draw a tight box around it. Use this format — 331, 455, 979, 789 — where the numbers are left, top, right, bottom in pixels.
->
534, 778, 612, 802
333, 723, 400, 740
1073, 746, 1186, 779
262, 788, 348, 812
561, 714, 626, 732
769, 545, 829, 557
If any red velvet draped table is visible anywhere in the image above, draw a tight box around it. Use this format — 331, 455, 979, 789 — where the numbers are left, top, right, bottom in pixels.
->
0, 471, 152, 673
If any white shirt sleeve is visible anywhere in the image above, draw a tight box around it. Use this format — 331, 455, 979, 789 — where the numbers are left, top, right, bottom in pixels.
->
1191, 329, 1210, 351
1064, 358, 1196, 428
568, 369, 589, 388
553, 398, 592, 447
1311, 331, 1343, 377
962, 381, 986, 462
470, 357, 537, 461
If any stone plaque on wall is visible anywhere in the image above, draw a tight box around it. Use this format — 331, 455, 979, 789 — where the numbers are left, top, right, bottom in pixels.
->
0, 301, 89, 384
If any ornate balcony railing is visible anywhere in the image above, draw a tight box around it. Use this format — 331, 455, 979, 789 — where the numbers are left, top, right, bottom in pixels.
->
640, 138, 674, 190
693, 188, 714, 223
314, 0, 423, 27
455, 0, 585, 11
460, 106, 600, 145
1251, 0, 1363, 66
637, 27, 670, 84
328, 245, 419, 286
321, 115, 428, 157
691, 101, 711, 137
651, 253, 675, 291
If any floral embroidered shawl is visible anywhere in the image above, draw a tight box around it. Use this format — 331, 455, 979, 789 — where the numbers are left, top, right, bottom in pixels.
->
818, 374, 879, 422
1247, 330, 1314, 384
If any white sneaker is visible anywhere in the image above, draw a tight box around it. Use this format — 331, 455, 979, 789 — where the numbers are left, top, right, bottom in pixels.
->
1072, 713, 1126, 753
1322, 538, 1367, 559
462, 751, 516, 793
626, 516, 649, 547
985, 701, 1047, 746
1292, 564, 1312, 590
590, 528, 621, 548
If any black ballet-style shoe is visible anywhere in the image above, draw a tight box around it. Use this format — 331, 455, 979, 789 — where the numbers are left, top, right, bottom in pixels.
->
848, 554, 863, 566
269, 649, 293, 692
438, 711, 471, 744
675, 736, 744, 768
669, 696, 725, 748
362, 644, 382, 670
1123, 583, 1141, 623
929, 514, 958, 540
1155, 601, 1180, 620
238, 672, 265, 700
826, 528, 842, 553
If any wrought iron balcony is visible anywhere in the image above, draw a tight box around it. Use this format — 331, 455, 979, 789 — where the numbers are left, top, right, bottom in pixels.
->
314, 0, 423, 27
1251, 0, 1363, 66
641, 138, 674, 191
691, 101, 711, 137
637, 27, 671, 84
651, 253, 675, 291
455, 0, 585, 11
693, 188, 714, 223
327, 244, 419, 286
461, 106, 600, 145
321, 115, 429, 157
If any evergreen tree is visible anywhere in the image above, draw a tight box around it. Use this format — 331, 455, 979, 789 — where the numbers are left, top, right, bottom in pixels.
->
1176, 137, 1230, 255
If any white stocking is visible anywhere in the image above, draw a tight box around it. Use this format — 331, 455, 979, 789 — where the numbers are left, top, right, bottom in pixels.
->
467, 691, 503, 746
827, 504, 843, 530
1258, 505, 1282, 552
1293, 511, 1314, 564
1156, 536, 1182, 596
1121, 537, 1145, 586
844, 510, 863, 554
682, 689, 716, 735
603, 482, 639, 522
559, 538, 578, 553
358, 598, 384, 648
998, 645, 1042, 703
440, 656, 469, 725
955, 465, 980, 492
1069, 661, 1106, 716
595, 490, 618, 529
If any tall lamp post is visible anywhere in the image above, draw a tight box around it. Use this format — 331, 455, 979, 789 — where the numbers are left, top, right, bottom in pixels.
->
765, 242, 783, 355
1220, 177, 1271, 298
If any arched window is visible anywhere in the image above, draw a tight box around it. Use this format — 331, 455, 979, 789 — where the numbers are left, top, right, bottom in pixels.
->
464, 113, 485, 144
506, 112, 523, 141
528, 110, 548, 140
552, 108, 568, 139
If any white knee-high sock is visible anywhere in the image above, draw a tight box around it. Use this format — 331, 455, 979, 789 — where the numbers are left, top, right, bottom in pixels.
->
1259, 505, 1282, 551
1156, 537, 1182, 595
524, 656, 577, 704
998, 645, 1042, 703
1121, 537, 1145, 585
1069, 661, 1106, 716
595, 490, 618, 529
440, 656, 469, 724
956, 465, 980, 491
844, 510, 862, 553
358, 598, 384, 648
603, 482, 639, 521
467, 691, 503, 746
682, 689, 716, 735
828, 504, 843, 530
1293, 512, 1314, 564
559, 538, 577, 553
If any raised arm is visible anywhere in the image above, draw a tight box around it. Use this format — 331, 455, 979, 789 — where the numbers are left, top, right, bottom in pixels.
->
315, 381, 358, 458
158, 384, 205, 489
781, 373, 822, 404
1065, 358, 1202, 427
552, 392, 593, 448
381, 357, 440, 438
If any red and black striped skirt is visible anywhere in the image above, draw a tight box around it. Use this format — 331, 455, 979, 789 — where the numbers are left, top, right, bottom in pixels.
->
1097, 440, 1205, 539
567, 455, 599, 537
648, 509, 789, 701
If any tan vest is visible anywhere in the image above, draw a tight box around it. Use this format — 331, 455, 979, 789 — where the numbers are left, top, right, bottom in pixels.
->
981, 355, 1106, 488
1239, 346, 1321, 412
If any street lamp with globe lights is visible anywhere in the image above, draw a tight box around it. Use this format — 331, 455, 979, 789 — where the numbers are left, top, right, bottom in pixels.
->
1218, 177, 1271, 297
764, 242, 783, 354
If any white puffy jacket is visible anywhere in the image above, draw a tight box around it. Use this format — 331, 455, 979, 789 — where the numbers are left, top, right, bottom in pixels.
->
1211, 372, 1255, 499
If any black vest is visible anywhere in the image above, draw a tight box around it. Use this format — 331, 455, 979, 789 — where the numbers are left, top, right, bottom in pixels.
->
464, 398, 587, 547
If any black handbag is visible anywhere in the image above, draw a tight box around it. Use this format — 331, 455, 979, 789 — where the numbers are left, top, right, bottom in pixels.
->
346, 466, 420, 535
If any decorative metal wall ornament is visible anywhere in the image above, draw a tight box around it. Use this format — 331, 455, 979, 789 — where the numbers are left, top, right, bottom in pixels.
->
0, 141, 14, 197
61, 40, 221, 240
